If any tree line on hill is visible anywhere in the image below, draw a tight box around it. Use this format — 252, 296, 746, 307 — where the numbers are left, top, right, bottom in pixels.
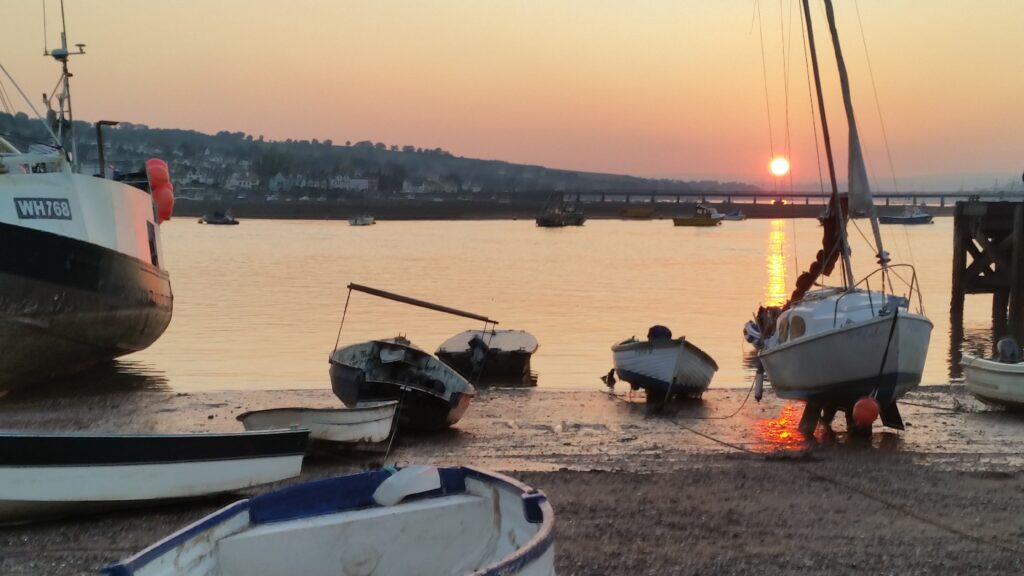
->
0, 111, 759, 195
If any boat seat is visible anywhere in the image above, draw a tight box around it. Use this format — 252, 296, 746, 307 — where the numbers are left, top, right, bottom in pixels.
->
215, 494, 499, 576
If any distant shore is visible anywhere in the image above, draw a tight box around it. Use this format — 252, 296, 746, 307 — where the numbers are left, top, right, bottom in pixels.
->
174, 197, 956, 221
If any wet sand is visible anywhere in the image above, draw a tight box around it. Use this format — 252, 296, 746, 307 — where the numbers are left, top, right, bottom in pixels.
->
2, 385, 1023, 574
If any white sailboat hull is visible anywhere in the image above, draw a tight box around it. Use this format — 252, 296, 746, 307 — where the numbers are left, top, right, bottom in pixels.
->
612, 338, 717, 398
961, 355, 1024, 409
760, 312, 932, 404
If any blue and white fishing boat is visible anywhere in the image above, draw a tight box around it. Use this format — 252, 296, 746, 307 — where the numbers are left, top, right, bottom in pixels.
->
611, 326, 718, 401
101, 465, 555, 576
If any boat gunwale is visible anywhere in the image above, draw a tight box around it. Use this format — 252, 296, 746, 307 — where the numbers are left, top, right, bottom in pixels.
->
100, 466, 555, 576
759, 308, 932, 360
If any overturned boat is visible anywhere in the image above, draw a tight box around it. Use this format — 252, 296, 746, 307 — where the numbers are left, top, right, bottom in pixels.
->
236, 401, 398, 445
101, 465, 555, 576
611, 325, 718, 401
330, 337, 475, 432
0, 429, 308, 525
436, 329, 539, 386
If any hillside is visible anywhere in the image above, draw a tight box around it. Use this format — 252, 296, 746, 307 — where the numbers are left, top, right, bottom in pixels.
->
0, 112, 757, 197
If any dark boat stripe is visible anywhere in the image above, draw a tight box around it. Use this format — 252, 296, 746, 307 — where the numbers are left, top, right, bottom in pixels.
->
0, 221, 170, 297
0, 431, 309, 466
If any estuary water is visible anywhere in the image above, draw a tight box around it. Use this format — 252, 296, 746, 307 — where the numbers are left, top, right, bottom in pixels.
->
118, 217, 990, 392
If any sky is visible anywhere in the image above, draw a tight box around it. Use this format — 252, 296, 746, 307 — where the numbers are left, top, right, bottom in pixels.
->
1, 1, 1021, 190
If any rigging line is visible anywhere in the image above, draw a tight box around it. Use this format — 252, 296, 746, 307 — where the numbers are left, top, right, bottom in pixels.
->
332, 287, 353, 353
42, 0, 48, 54
755, 0, 777, 193
0, 62, 61, 146
798, 2, 825, 195
779, 0, 794, 187
854, 0, 899, 194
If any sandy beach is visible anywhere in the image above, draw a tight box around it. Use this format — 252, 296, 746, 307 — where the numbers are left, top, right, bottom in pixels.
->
1, 385, 1023, 575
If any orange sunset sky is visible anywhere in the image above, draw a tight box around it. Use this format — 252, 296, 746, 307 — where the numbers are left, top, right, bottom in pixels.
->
1, 1, 1021, 190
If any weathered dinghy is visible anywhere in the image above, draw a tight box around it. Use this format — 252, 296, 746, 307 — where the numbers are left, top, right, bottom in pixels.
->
436, 329, 539, 386
101, 465, 555, 576
961, 337, 1024, 410
611, 325, 718, 401
0, 430, 309, 525
330, 337, 474, 431
236, 401, 398, 445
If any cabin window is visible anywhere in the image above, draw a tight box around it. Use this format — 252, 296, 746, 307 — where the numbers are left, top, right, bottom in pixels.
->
790, 315, 806, 339
778, 317, 789, 343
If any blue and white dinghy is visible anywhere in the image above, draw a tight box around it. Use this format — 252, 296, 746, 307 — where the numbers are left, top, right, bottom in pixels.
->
0, 430, 309, 525
102, 465, 555, 576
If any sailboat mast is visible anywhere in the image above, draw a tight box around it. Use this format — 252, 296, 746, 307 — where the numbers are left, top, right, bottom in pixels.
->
821, 0, 888, 268
800, 0, 854, 288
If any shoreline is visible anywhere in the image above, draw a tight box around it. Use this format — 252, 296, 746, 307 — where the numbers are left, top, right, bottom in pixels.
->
1, 387, 1022, 574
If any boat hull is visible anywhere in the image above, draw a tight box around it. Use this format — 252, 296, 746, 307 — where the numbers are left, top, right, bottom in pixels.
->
329, 339, 475, 432
436, 350, 535, 385
879, 214, 933, 225
672, 217, 721, 226
236, 402, 398, 444
0, 430, 308, 525
759, 313, 932, 406
961, 355, 1024, 410
102, 466, 555, 576
612, 338, 718, 399
0, 221, 173, 390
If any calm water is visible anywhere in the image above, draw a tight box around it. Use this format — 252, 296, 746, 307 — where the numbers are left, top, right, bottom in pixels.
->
121, 217, 993, 392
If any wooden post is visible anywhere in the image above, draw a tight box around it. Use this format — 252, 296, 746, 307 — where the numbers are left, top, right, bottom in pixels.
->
1009, 204, 1024, 341
950, 202, 967, 355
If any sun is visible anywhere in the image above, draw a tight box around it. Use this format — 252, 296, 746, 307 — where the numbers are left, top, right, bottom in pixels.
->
769, 157, 790, 177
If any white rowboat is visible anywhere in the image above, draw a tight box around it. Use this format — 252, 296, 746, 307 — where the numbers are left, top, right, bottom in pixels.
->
961, 354, 1024, 410
236, 401, 398, 444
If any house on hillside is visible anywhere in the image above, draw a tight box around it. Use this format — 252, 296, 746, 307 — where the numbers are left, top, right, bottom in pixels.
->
268, 172, 291, 193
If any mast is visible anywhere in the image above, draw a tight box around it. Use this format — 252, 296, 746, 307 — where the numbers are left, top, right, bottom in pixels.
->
45, 0, 85, 170
800, 0, 855, 287
821, 0, 888, 268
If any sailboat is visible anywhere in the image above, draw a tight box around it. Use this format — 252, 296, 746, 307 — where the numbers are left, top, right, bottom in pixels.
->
749, 0, 932, 434
0, 6, 174, 391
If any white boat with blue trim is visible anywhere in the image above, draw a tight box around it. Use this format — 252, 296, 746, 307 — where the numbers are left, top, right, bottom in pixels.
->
0, 429, 309, 525
961, 338, 1024, 410
101, 465, 555, 576
611, 326, 718, 401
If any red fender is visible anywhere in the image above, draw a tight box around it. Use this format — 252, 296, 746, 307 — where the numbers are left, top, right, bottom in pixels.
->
146, 158, 175, 223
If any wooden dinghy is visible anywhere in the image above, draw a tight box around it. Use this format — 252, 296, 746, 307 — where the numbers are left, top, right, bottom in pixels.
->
102, 465, 555, 576
0, 429, 309, 525
236, 401, 398, 444
611, 325, 718, 401
436, 329, 539, 386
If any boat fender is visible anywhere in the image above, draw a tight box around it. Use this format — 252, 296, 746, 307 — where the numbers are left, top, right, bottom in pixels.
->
753, 369, 764, 402
372, 465, 441, 506
146, 158, 175, 223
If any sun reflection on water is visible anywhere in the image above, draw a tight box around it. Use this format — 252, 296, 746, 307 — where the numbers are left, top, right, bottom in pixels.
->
765, 219, 789, 307
754, 403, 808, 451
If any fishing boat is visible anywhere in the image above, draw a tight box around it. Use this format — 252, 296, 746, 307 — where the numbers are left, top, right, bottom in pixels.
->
198, 209, 239, 225
0, 19, 174, 391
436, 329, 539, 386
878, 206, 933, 225
236, 401, 398, 445
722, 208, 747, 221
348, 215, 375, 226
330, 336, 474, 432
101, 465, 555, 576
672, 204, 724, 226
749, 0, 932, 434
536, 193, 585, 227
961, 337, 1024, 410
0, 429, 309, 525
611, 325, 718, 401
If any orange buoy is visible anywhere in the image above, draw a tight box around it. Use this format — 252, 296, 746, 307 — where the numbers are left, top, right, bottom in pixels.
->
852, 396, 880, 428
146, 158, 175, 223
